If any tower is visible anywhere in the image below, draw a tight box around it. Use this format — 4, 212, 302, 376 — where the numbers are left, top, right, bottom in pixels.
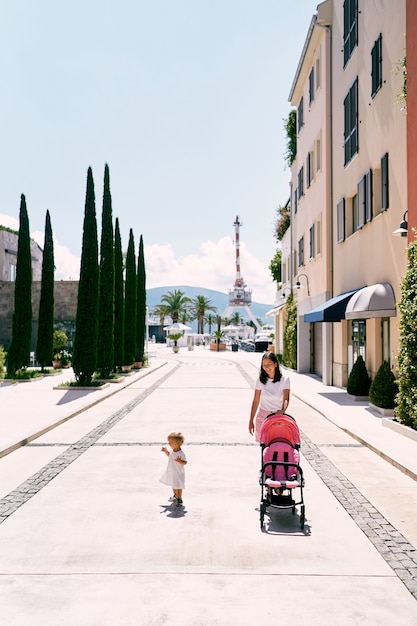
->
222, 216, 261, 329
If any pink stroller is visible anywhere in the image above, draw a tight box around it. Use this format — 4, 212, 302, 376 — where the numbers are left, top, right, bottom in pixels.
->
259, 413, 305, 529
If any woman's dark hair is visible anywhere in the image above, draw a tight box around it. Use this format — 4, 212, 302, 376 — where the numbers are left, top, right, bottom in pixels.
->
259, 351, 282, 384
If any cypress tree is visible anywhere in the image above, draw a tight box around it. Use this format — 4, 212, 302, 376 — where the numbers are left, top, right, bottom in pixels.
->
136, 235, 146, 363
36, 210, 55, 371
7, 194, 32, 376
123, 229, 136, 365
113, 218, 124, 370
97, 164, 114, 378
72, 167, 99, 384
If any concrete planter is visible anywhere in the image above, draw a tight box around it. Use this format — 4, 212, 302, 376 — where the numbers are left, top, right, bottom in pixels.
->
382, 418, 417, 443
347, 394, 369, 402
209, 343, 226, 351
369, 402, 395, 417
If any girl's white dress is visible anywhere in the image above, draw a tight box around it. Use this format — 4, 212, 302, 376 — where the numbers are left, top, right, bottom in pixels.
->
160, 449, 187, 489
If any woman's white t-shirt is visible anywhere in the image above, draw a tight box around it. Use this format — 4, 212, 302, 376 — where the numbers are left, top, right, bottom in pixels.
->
255, 375, 291, 412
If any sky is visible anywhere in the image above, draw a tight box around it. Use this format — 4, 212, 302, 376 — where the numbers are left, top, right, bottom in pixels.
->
0, 0, 316, 304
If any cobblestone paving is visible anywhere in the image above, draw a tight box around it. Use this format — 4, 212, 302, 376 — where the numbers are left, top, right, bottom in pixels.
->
0, 364, 180, 526
0, 360, 416, 599
300, 433, 417, 598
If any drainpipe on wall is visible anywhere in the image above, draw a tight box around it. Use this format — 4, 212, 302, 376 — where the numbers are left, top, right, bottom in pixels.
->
315, 17, 333, 385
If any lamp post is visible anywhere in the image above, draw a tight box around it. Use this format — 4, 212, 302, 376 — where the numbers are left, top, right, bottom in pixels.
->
296, 273, 310, 295
281, 287, 292, 299
392, 210, 408, 237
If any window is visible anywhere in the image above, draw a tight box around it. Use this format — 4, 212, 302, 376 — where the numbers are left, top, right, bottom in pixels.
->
316, 55, 321, 90
356, 171, 373, 227
298, 236, 304, 267
298, 166, 304, 199
382, 318, 390, 364
352, 320, 366, 362
343, 0, 358, 67
344, 78, 358, 165
357, 176, 366, 229
309, 224, 315, 259
371, 34, 382, 97
365, 169, 373, 222
316, 219, 321, 255
309, 67, 315, 105
306, 152, 312, 188
352, 194, 358, 232
297, 97, 304, 132
381, 152, 389, 211
316, 136, 321, 173
337, 198, 346, 243
294, 188, 298, 215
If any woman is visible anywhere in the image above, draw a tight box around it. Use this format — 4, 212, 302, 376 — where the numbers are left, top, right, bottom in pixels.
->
248, 351, 290, 442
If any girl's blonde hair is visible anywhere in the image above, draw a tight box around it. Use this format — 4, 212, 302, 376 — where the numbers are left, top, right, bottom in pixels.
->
168, 431, 185, 445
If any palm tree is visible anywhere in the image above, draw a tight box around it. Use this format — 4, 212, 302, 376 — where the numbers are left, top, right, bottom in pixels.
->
191, 295, 217, 334
152, 304, 169, 329
229, 312, 241, 326
160, 289, 191, 324
204, 313, 217, 334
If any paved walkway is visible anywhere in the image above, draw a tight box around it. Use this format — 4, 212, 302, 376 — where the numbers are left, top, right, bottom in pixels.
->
1, 345, 415, 480
0, 344, 417, 624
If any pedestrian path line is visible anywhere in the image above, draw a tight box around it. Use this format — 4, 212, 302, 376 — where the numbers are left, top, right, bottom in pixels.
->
2, 358, 417, 600
0, 363, 181, 526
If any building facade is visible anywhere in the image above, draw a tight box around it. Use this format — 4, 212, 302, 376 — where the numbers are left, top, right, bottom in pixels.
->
274, 0, 408, 388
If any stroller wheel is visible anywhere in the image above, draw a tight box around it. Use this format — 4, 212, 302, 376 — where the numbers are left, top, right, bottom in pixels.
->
260, 501, 267, 529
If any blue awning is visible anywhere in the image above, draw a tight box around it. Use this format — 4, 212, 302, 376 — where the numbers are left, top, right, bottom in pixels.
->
304, 290, 359, 322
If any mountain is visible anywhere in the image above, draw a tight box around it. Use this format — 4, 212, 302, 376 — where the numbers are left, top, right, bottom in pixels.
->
146, 285, 274, 326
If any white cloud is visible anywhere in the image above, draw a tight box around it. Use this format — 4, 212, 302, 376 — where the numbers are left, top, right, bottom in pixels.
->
145, 238, 275, 304
0, 213, 275, 303
31, 230, 80, 281
0, 214, 18, 231
0, 214, 80, 282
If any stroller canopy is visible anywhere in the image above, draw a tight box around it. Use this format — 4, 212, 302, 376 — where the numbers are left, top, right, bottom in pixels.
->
259, 413, 300, 448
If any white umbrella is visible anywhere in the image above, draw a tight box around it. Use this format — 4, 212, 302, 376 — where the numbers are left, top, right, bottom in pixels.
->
164, 323, 192, 332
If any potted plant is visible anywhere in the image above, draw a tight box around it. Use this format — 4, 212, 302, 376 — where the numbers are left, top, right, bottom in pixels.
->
347, 355, 371, 399
211, 330, 226, 352
53, 350, 71, 369
369, 360, 397, 416
59, 350, 72, 368
168, 332, 183, 353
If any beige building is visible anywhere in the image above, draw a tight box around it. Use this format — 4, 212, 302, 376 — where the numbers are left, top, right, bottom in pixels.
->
0, 228, 43, 282
273, 0, 407, 388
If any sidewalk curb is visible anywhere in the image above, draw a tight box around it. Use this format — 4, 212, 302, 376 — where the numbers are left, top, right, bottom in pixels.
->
0, 361, 168, 460
293, 391, 417, 483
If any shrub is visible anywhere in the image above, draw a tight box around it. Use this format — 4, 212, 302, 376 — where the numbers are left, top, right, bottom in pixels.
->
283, 293, 297, 369
397, 235, 417, 429
369, 361, 397, 408
53, 330, 67, 353
347, 355, 371, 396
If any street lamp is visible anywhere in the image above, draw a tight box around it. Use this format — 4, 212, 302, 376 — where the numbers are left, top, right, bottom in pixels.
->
281, 287, 292, 299
392, 210, 408, 237
296, 273, 310, 295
